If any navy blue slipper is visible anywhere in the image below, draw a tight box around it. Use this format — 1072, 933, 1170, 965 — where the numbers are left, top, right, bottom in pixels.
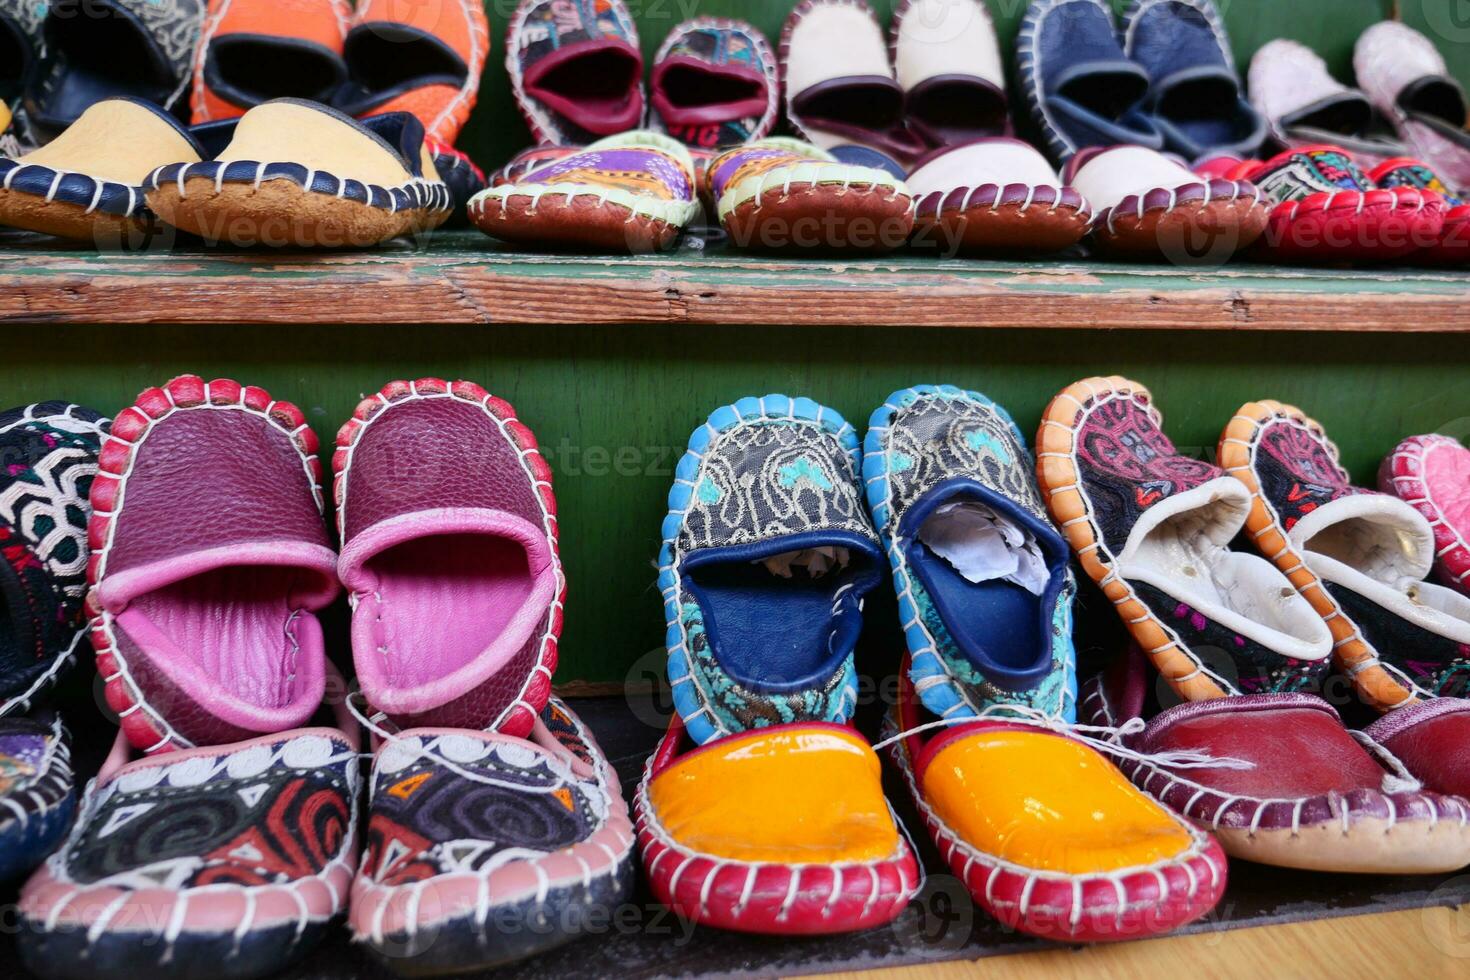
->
1017, 0, 1163, 163
1121, 0, 1266, 161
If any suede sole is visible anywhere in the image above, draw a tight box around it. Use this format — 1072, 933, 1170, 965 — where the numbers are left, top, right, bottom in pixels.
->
0, 188, 148, 244
148, 178, 428, 247
912, 194, 1090, 254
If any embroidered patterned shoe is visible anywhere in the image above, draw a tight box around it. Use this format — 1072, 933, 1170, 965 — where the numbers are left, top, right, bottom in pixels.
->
659, 395, 883, 746
707, 138, 914, 253
333, 379, 561, 739
888, 665, 1227, 940
1219, 400, 1470, 710
506, 0, 644, 146
863, 385, 1078, 723
1082, 644, 1470, 874
1369, 158, 1470, 265
467, 131, 700, 254
87, 375, 341, 754
649, 18, 778, 150
19, 721, 360, 980
1036, 377, 1334, 703
1382, 434, 1470, 593
0, 402, 107, 718
0, 715, 76, 882
349, 698, 634, 974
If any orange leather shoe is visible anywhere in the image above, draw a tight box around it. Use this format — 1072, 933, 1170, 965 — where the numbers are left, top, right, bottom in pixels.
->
337, 0, 489, 146
190, 0, 352, 124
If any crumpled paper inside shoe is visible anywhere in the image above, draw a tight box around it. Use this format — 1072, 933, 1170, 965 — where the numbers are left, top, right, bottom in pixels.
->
761, 546, 851, 579
918, 502, 1048, 595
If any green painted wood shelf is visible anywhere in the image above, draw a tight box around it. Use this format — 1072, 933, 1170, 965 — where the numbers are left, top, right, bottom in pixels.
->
2, 230, 1468, 328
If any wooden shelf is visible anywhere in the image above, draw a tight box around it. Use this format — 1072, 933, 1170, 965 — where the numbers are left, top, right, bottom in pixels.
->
2, 229, 1468, 329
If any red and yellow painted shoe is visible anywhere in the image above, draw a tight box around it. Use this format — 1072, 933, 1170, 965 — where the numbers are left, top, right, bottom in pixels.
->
635, 716, 920, 935
888, 665, 1228, 942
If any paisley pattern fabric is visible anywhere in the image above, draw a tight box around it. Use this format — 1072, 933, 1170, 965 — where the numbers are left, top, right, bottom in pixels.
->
361, 705, 610, 888
0, 402, 107, 716
47, 732, 357, 890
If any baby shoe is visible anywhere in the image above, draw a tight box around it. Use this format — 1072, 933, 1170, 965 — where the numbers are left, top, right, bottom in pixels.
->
0, 0, 45, 105
0, 715, 76, 882
649, 18, 778, 150
1225, 145, 1445, 263
1037, 376, 1335, 702
87, 375, 341, 754
0, 402, 107, 717
1369, 158, 1470, 264
20, 714, 360, 980
1248, 39, 1404, 170
190, 0, 351, 124
24, 0, 205, 143
337, 0, 489, 147
490, 145, 581, 187
907, 139, 1092, 254
1363, 698, 1470, 803
1219, 400, 1470, 709
863, 385, 1078, 722
780, 0, 925, 165
660, 395, 883, 745
887, 665, 1226, 940
1017, 0, 1163, 164
334, 379, 561, 738
506, 0, 644, 146
891, 0, 1011, 149
1382, 434, 1470, 593
0, 98, 206, 243
1355, 21, 1470, 195
1083, 643, 1470, 874
1120, 0, 1266, 161
1064, 145, 1268, 260
707, 137, 914, 253
467, 131, 700, 254
145, 100, 452, 247
351, 699, 633, 974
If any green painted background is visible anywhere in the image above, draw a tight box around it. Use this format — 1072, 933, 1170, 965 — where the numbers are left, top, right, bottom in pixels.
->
458, 0, 1470, 169
12, 325, 1470, 683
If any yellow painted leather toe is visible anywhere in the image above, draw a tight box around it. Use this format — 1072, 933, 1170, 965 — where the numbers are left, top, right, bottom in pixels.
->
922, 728, 1192, 874
649, 725, 900, 864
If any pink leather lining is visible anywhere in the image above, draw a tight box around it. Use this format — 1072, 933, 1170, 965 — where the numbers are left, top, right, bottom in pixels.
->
340, 507, 556, 717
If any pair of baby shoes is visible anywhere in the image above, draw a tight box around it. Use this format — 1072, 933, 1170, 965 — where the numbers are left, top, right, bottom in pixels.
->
18, 376, 631, 979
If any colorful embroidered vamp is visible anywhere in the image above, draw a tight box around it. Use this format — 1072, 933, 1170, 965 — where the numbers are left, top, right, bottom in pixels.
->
0, 716, 76, 883
649, 18, 778, 149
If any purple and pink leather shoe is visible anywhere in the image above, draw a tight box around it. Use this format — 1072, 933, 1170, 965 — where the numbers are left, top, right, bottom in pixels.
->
1382, 433, 1470, 597
334, 379, 634, 973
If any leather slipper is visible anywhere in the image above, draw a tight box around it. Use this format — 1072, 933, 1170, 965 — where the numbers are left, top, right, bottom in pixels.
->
889, 665, 1227, 940
0, 716, 76, 883
1228, 145, 1446, 264
1219, 400, 1470, 709
1369, 157, 1470, 265
0, 98, 205, 243
145, 99, 452, 247
1120, 0, 1266, 161
1382, 433, 1470, 594
636, 715, 919, 935
490, 145, 580, 188
1365, 698, 1470, 803
425, 139, 486, 228
23, 0, 205, 143
1248, 39, 1404, 170
1064, 145, 1267, 260
649, 18, 778, 150
506, 0, 644, 146
708, 137, 914, 253
0, 0, 44, 105
660, 395, 883, 746
0, 402, 108, 718
190, 0, 351, 124
908, 138, 1091, 254
780, 0, 925, 165
337, 0, 489, 147
333, 378, 562, 739
1083, 645, 1470, 874
467, 131, 699, 254
1017, 0, 1163, 163
863, 385, 1078, 721
891, 0, 1011, 150
1036, 376, 1334, 703
19, 714, 359, 980
1356, 21, 1470, 196
350, 699, 634, 974
87, 375, 340, 755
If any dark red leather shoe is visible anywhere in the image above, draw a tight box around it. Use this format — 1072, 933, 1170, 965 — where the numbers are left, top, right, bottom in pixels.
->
1365, 698, 1470, 802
